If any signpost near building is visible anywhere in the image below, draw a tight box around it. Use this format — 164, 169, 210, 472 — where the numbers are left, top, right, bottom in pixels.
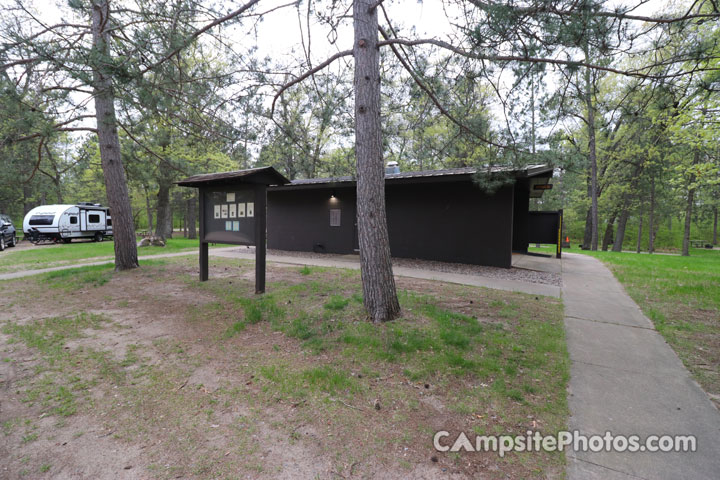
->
177, 167, 290, 293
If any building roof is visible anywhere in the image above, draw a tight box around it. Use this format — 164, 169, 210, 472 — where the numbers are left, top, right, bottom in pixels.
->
276, 164, 553, 189
176, 166, 290, 188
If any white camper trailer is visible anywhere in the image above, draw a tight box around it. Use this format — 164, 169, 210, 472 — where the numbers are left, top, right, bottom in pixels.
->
23, 203, 113, 244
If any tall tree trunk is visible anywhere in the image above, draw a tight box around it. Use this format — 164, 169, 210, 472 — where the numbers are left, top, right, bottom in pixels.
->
636, 203, 643, 253
713, 205, 718, 246
187, 195, 197, 240
613, 163, 644, 252
652, 224, 659, 252
54, 177, 63, 203
353, 0, 400, 323
582, 207, 592, 249
682, 151, 699, 256
613, 204, 631, 252
91, 1, 138, 270
583, 49, 599, 251
602, 211, 617, 251
144, 185, 153, 233
23, 184, 32, 215
648, 177, 655, 253
155, 176, 174, 240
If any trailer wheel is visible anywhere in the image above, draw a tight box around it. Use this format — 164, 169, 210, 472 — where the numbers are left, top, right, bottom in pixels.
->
62, 238, 71, 244
94, 232, 104, 242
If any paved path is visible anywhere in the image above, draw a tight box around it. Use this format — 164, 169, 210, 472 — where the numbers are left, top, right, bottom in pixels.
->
211, 248, 561, 297
562, 253, 720, 480
0, 248, 237, 281
0, 248, 560, 297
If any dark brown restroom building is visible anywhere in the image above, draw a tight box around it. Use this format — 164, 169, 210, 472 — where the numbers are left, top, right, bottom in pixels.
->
266, 164, 555, 268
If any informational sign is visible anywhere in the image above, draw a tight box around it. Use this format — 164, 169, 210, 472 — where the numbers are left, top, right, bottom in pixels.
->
202, 186, 256, 245
330, 209, 341, 227
177, 165, 289, 294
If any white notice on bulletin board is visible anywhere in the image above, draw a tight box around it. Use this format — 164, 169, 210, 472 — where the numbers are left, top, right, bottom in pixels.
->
226, 192, 235, 203
221, 204, 228, 218
225, 220, 232, 231
238, 203, 246, 217
229, 203, 236, 218
214, 205, 221, 219
247, 202, 254, 217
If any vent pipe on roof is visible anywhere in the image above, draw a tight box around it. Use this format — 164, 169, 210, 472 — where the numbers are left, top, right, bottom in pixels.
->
385, 161, 400, 175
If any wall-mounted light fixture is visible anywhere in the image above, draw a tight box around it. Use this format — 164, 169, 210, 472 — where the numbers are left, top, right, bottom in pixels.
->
330, 189, 337, 199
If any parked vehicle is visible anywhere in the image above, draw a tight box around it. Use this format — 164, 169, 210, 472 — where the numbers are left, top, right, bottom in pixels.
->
23, 203, 113, 244
0, 214, 17, 251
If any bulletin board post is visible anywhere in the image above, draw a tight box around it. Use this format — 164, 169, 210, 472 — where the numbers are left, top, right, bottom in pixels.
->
253, 184, 266, 294
176, 167, 290, 295
199, 190, 208, 281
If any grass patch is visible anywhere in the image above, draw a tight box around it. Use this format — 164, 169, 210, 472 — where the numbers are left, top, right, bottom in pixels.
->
580, 248, 720, 402
222, 294, 286, 338
41, 264, 114, 289
324, 295, 350, 311
0, 312, 143, 417
0, 237, 204, 274
259, 364, 359, 399
210, 271, 567, 412
2, 312, 107, 357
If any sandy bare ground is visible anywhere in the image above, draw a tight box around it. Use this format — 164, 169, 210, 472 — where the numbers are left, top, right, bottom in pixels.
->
0, 257, 566, 479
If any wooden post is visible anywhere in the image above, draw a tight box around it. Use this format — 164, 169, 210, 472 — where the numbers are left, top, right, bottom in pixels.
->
198, 189, 208, 281
254, 184, 266, 294
557, 209, 563, 259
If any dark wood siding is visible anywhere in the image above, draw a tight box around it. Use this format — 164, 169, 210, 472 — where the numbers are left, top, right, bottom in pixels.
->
267, 187, 356, 254
268, 179, 515, 268
385, 182, 513, 268
527, 211, 561, 244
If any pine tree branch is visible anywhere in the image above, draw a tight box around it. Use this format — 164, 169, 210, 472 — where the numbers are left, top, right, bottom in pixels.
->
116, 121, 189, 176
271, 49, 354, 116
139, 0, 263, 75
376, 38, 718, 80
367, 0, 386, 12
466, 1, 720, 24
378, 26, 516, 152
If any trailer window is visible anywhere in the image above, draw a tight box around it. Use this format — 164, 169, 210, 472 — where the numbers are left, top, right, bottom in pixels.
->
69, 216, 78, 225
29, 215, 54, 226
88, 214, 100, 223
107, 218, 112, 226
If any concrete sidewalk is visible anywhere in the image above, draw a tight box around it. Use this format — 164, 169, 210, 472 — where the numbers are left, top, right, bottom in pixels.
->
0, 248, 236, 281
0, 248, 561, 297
211, 248, 561, 297
562, 253, 720, 480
